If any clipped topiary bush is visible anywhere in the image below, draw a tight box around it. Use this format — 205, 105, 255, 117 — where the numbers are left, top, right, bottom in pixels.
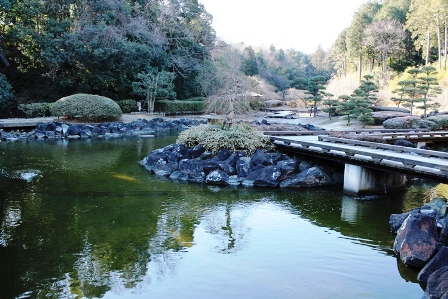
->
51, 94, 122, 121
382, 116, 437, 130
19, 103, 53, 117
154, 99, 204, 115
426, 114, 448, 130
371, 111, 410, 125
176, 123, 274, 155
116, 99, 138, 113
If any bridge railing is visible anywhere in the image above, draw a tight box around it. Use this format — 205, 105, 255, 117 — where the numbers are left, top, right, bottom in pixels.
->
316, 135, 448, 160
263, 128, 430, 136
271, 135, 448, 178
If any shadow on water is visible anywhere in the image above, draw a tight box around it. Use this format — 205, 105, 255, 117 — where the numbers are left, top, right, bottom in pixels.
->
0, 136, 441, 298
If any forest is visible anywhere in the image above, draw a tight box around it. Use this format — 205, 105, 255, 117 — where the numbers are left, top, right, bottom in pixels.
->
0, 0, 447, 118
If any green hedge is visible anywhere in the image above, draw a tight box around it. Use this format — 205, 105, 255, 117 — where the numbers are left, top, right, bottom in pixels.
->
18, 103, 53, 118
154, 99, 204, 115
51, 94, 122, 121
116, 99, 138, 113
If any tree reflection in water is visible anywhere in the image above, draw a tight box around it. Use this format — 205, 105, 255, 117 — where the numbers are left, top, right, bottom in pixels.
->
0, 137, 442, 299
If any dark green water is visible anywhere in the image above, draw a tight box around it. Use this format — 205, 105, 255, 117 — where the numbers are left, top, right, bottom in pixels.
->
0, 135, 440, 298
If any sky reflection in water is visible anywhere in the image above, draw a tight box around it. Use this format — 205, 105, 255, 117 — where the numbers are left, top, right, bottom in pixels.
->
0, 136, 436, 298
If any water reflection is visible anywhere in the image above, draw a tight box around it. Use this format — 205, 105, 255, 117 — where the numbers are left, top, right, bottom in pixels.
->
0, 137, 439, 298
0, 200, 21, 247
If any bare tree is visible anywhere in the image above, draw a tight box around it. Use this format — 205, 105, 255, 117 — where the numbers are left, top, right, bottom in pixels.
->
199, 41, 254, 117
364, 20, 406, 73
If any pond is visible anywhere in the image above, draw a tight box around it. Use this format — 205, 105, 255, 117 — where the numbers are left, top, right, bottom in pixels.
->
0, 135, 444, 299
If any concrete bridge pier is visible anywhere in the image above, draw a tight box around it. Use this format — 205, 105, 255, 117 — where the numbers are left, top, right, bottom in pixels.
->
343, 164, 407, 195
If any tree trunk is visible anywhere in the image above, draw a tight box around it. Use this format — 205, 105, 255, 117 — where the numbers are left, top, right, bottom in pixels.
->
359, 54, 362, 81
437, 14, 441, 69
343, 56, 347, 77
426, 28, 431, 66
146, 89, 150, 113
445, 23, 447, 71
149, 74, 159, 114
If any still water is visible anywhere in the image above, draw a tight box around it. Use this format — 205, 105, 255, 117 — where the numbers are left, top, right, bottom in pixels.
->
0, 135, 444, 299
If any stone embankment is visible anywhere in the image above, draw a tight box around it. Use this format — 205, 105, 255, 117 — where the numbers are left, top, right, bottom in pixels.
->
0, 118, 204, 141
390, 198, 448, 298
140, 143, 344, 188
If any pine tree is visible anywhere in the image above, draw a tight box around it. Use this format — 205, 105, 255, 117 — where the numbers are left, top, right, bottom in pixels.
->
417, 65, 442, 117
321, 92, 338, 120
336, 95, 355, 125
400, 68, 424, 115
305, 75, 326, 117
336, 75, 378, 126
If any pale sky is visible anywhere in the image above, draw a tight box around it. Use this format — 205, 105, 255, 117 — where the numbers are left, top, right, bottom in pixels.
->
199, 0, 368, 54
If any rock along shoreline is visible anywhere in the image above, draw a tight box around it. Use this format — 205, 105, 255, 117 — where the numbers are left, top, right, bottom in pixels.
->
140, 143, 344, 189
0, 118, 205, 141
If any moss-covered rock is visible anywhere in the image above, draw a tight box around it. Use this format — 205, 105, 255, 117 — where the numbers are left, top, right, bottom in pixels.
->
52, 94, 122, 121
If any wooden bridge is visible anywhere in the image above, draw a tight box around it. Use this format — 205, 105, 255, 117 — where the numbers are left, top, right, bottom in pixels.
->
266, 129, 448, 194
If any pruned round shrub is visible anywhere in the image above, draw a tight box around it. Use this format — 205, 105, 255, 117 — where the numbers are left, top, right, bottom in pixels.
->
371, 106, 410, 113
328, 132, 386, 143
372, 111, 410, 125
382, 116, 437, 130
426, 114, 448, 130
51, 94, 122, 121
176, 123, 274, 155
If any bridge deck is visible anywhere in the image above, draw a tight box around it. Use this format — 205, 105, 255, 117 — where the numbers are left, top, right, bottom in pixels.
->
271, 135, 448, 182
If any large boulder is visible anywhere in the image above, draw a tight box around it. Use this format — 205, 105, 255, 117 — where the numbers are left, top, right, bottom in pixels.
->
393, 213, 438, 268
179, 159, 219, 175
250, 149, 272, 168
418, 247, 448, 283
422, 197, 447, 220
66, 125, 81, 136
205, 170, 230, 186
217, 161, 236, 175
253, 165, 283, 187
423, 266, 448, 299
277, 159, 298, 180
279, 166, 333, 189
242, 168, 265, 187
236, 157, 251, 177
217, 148, 232, 160
152, 162, 179, 177
169, 170, 204, 183
389, 209, 419, 233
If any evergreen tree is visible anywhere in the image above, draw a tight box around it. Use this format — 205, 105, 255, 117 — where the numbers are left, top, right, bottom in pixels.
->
400, 68, 424, 115
331, 29, 348, 77
305, 75, 326, 117
242, 46, 259, 76
336, 95, 356, 125
350, 74, 378, 126
321, 92, 338, 120
392, 80, 409, 107
346, 1, 381, 80
132, 68, 176, 114
417, 65, 441, 117
336, 75, 378, 126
